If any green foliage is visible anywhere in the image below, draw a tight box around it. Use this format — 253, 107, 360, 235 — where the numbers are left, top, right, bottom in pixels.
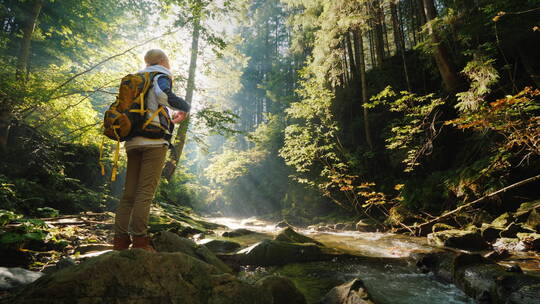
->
0, 209, 22, 227
368, 86, 445, 172
456, 55, 500, 113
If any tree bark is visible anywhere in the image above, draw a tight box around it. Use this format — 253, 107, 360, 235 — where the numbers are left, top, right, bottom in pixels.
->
16, 0, 42, 80
390, 1, 411, 90
371, 0, 385, 66
162, 19, 200, 181
422, 0, 462, 93
353, 30, 373, 150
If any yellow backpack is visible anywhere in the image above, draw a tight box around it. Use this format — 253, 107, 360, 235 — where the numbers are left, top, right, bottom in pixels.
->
100, 72, 163, 181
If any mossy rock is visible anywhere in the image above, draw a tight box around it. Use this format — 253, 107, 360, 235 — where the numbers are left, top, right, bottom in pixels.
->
274, 227, 323, 246
321, 278, 375, 304
222, 229, 259, 238
235, 239, 333, 266
525, 208, 540, 232
480, 224, 503, 243
432, 223, 455, 233
427, 229, 489, 250
5, 250, 272, 304
500, 223, 531, 238
199, 239, 241, 254
387, 205, 417, 226
516, 233, 540, 251
256, 276, 307, 304
492, 213, 514, 229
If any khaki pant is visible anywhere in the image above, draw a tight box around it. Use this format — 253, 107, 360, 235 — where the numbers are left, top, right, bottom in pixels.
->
114, 145, 167, 236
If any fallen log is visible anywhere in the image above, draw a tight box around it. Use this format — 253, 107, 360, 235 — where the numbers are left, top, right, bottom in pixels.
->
414, 173, 540, 236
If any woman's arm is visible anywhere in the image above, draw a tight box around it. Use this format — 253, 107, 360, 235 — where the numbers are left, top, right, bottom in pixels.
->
154, 75, 191, 112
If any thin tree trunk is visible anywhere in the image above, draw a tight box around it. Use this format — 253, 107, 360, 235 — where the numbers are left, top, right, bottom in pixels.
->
346, 33, 358, 80
422, 0, 462, 93
353, 30, 373, 150
372, 0, 385, 66
16, 0, 42, 80
391, 1, 411, 90
162, 19, 200, 181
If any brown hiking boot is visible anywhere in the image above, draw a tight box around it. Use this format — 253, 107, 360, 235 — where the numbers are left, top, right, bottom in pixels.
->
113, 234, 131, 251
132, 236, 155, 252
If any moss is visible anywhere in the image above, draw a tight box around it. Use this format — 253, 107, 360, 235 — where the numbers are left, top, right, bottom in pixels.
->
273, 262, 343, 304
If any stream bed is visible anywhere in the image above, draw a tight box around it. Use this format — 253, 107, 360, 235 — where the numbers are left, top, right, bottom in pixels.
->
204, 217, 477, 304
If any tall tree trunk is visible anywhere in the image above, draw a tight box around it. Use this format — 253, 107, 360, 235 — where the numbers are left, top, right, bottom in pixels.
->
391, 1, 411, 90
2, 0, 42, 152
371, 0, 385, 66
162, 19, 200, 181
16, 0, 42, 80
422, 0, 461, 93
353, 30, 374, 151
345, 33, 358, 81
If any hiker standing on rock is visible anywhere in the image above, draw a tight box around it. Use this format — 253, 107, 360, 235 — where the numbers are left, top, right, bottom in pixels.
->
113, 49, 190, 251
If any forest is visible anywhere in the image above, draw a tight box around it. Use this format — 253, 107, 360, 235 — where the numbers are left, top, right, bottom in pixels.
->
0, 0, 539, 303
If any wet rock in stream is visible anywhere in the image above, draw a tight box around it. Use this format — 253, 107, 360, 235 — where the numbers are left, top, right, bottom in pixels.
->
415, 251, 540, 304
320, 278, 375, 304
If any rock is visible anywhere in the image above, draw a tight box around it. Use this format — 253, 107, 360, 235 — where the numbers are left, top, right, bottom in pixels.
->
73, 243, 113, 255
5, 250, 272, 304
493, 238, 527, 252
492, 212, 514, 228
387, 205, 417, 226
452, 253, 540, 303
154, 230, 197, 256
235, 239, 331, 266
416, 251, 540, 303
525, 208, 540, 232
42, 257, 78, 275
355, 219, 377, 232
256, 276, 307, 304
480, 224, 503, 243
516, 233, 540, 251
427, 229, 490, 250
508, 283, 540, 304
506, 265, 523, 273
0, 267, 43, 291
484, 249, 510, 260
274, 227, 324, 246
500, 223, 531, 238
153, 231, 232, 273
222, 229, 258, 238
199, 239, 241, 254
275, 221, 291, 228
432, 223, 455, 232
320, 279, 375, 304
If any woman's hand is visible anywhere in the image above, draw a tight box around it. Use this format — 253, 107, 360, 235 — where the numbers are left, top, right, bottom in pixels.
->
171, 111, 187, 124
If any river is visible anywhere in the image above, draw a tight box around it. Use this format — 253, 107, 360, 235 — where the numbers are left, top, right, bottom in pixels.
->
203, 217, 478, 304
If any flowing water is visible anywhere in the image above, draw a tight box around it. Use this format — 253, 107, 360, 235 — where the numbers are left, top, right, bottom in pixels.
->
205, 217, 475, 304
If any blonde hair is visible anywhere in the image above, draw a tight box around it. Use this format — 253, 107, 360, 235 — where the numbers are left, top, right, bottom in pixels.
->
144, 49, 168, 65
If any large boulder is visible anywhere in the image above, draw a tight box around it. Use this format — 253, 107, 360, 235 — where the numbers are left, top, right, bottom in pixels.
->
274, 227, 323, 246
427, 229, 489, 250
4, 250, 272, 304
320, 279, 375, 304
525, 208, 540, 233
198, 239, 241, 254
235, 239, 331, 266
222, 229, 258, 238
256, 276, 307, 304
153, 231, 232, 273
415, 251, 540, 304
480, 224, 503, 243
508, 284, 540, 304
